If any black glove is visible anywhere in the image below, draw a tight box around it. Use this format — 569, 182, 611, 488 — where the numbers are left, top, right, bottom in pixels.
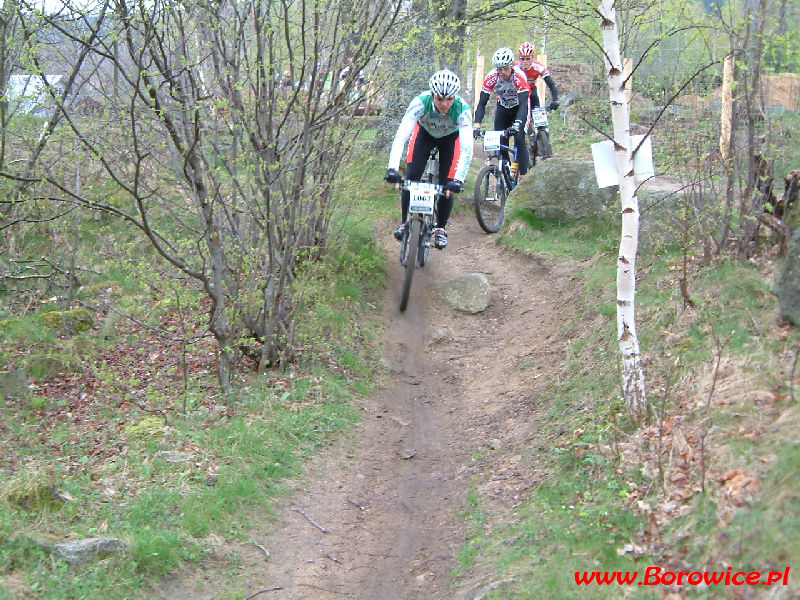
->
548, 100, 559, 111
445, 179, 463, 194
385, 168, 403, 184
473, 127, 482, 139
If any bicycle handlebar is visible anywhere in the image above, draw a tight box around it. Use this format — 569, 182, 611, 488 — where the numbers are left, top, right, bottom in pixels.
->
401, 180, 445, 194
476, 128, 518, 139
475, 130, 518, 158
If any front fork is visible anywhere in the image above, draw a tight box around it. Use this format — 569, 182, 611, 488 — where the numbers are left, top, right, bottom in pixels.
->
400, 214, 436, 266
501, 161, 515, 190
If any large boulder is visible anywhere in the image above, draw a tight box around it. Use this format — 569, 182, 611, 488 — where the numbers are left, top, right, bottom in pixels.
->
776, 230, 800, 326
638, 188, 718, 256
507, 157, 617, 222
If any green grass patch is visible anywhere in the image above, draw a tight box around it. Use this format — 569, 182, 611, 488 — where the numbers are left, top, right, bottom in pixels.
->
459, 438, 649, 599
503, 209, 619, 260
0, 146, 389, 599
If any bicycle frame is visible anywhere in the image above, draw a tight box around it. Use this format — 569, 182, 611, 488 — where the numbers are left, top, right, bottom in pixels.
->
400, 181, 440, 266
528, 106, 553, 164
482, 130, 518, 191
398, 179, 442, 311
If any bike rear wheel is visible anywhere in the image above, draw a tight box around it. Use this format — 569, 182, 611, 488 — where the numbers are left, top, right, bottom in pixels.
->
473, 164, 507, 234
399, 218, 421, 311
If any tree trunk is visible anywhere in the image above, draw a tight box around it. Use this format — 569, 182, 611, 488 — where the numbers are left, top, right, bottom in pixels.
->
598, 0, 648, 421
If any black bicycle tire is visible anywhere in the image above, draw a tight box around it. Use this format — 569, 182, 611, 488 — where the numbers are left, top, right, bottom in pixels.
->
418, 217, 431, 266
473, 164, 507, 234
399, 218, 421, 311
537, 129, 553, 160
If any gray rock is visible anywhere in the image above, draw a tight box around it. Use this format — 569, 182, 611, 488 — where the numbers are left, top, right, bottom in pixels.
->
51, 537, 129, 565
508, 157, 616, 222
638, 188, 717, 256
776, 230, 800, 326
559, 90, 583, 109
427, 328, 451, 346
434, 273, 491, 314
155, 451, 194, 463
638, 104, 686, 125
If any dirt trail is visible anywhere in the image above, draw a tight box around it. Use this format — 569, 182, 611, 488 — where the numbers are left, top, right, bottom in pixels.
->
156, 210, 586, 600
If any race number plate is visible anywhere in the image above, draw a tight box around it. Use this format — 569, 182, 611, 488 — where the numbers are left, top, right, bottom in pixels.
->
408, 182, 436, 215
532, 108, 548, 128
483, 130, 502, 151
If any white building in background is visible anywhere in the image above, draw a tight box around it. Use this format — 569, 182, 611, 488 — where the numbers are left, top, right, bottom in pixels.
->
5, 74, 65, 116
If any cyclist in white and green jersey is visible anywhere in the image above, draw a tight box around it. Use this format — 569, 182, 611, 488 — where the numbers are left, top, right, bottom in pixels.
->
385, 69, 473, 249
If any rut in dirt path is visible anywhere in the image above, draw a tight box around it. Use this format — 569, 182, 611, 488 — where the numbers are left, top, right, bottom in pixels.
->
153, 211, 585, 600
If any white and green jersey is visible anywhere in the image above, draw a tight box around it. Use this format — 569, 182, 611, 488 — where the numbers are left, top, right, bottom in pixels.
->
388, 91, 474, 182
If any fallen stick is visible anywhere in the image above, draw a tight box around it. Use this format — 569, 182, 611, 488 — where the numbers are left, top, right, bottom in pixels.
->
467, 578, 515, 600
254, 543, 270, 560
244, 587, 282, 600
291, 507, 329, 533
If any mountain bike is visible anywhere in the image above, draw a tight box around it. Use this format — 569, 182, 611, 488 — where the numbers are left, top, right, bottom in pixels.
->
398, 149, 442, 312
473, 128, 518, 234
529, 105, 553, 166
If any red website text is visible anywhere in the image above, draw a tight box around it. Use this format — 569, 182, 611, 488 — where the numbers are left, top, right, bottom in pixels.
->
575, 566, 791, 587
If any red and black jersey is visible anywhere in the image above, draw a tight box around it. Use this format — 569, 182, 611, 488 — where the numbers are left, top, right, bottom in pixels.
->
480, 66, 530, 109
514, 60, 550, 87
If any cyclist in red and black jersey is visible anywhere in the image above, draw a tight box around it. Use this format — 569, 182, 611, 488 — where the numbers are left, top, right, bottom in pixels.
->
515, 41, 559, 116
473, 47, 531, 175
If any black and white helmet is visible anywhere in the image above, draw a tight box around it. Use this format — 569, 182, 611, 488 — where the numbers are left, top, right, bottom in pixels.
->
492, 47, 515, 68
429, 69, 460, 99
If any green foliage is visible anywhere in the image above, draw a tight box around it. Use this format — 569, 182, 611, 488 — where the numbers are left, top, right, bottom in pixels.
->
458, 435, 647, 599
723, 443, 800, 568
25, 352, 83, 381
0, 467, 60, 514
0, 147, 386, 598
0, 316, 55, 347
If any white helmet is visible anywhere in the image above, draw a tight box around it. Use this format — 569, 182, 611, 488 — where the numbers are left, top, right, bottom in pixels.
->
429, 69, 460, 99
492, 47, 515, 68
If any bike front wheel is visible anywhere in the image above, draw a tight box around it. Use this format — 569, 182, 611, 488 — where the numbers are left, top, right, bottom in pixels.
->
399, 218, 421, 311
536, 128, 552, 160
473, 165, 507, 234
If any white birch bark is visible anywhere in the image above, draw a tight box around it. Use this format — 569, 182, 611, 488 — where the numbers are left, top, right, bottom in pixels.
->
598, 0, 648, 420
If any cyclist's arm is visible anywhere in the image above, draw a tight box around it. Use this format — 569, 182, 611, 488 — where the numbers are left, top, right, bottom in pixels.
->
473, 90, 491, 126
387, 96, 424, 170
530, 88, 541, 108
515, 90, 529, 123
543, 75, 558, 102
453, 119, 474, 182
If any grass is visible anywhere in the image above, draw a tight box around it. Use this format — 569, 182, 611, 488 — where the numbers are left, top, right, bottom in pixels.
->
3, 98, 799, 600
0, 146, 389, 600
503, 208, 620, 260
449, 182, 800, 598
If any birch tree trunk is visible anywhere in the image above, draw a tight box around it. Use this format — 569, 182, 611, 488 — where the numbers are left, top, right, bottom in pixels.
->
598, 0, 648, 421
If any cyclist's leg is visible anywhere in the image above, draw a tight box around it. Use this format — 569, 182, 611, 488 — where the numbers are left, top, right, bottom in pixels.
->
516, 128, 530, 175
518, 102, 533, 175
402, 125, 435, 222
531, 87, 542, 109
526, 92, 536, 134
434, 131, 460, 229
